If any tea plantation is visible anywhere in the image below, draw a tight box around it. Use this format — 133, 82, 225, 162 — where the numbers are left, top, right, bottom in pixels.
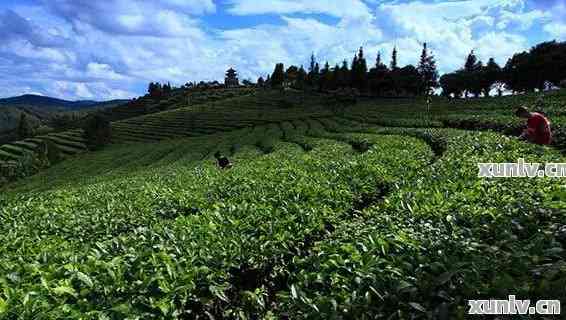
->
0, 89, 565, 319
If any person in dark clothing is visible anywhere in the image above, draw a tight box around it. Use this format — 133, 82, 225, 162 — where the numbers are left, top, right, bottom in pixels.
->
214, 151, 232, 169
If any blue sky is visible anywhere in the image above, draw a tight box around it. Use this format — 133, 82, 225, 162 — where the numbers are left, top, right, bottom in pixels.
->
0, 0, 564, 100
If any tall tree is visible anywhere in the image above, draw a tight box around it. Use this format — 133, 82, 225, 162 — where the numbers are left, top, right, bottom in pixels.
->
417, 43, 439, 96
440, 70, 466, 98
529, 41, 566, 90
390, 46, 398, 70
148, 82, 163, 98
463, 50, 482, 97
271, 63, 286, 88
351, 47, 368, 91
285, 65, 299, 87
368, 55, 390, 96
339, 60, 350, 88
480, 58, 501, 97
297, 65, 307, 89
163, 82, 172, 95
319, 62, 333, 91
399, 65, 421, 96
464, 50, 478, 71
311, 62, 320, 90
333, 64, 341, 90
308, 53, 317, 86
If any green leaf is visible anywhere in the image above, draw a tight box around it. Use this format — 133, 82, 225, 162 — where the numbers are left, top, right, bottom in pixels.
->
409, 302, 427, 313
291, 284, 298, 299
435, 270, 457, 286
0, 297, 7, 315
76, 272, 94, 288
53, 286, 77, 298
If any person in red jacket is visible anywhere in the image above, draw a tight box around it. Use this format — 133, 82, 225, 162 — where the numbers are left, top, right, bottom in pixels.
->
515, 106, 552, 145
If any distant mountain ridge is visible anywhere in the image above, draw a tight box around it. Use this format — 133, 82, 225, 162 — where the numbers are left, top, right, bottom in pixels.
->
0, 94, 129, 110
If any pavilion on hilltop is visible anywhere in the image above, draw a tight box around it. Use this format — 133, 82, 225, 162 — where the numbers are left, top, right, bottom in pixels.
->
224, 67, 239, 88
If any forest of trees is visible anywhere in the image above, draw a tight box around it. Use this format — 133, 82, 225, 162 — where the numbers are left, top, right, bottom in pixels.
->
263, 40, 566, 98
144, 40, 566, 100
264, 43, 439, 97
147, 82, 173, 98
440, 40, 566, 98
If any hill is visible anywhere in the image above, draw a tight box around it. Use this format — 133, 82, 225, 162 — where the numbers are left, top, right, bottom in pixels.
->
0, 94, 128, 110
0, 87, 257, 162
0, 89, 564, 318
0, 95, 130, 145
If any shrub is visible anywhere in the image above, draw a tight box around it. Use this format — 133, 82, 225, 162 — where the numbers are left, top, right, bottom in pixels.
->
158, 101, 170, 111
84, 114, 112, 150
0, 151, 42, 184
17, 113, 35, 140
36, 140, 62, 166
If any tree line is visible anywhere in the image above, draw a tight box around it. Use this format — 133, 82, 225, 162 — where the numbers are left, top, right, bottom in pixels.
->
147, 82, 173, 98
143, 40, 565, 99
440, 40, 566, 98
262, 43, 440, 97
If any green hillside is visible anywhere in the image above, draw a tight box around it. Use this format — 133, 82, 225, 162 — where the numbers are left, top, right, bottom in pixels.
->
0, 88, 257, 168
0, 90, 565, 318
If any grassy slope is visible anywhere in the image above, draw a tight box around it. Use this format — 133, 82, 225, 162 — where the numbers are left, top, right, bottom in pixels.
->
0, 90, 565, 319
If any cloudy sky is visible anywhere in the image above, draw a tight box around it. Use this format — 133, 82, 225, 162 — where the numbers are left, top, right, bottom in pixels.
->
0, 0, 564, 100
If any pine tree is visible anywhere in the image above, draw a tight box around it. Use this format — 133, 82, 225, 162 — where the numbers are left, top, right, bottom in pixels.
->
390, 46, 398, 70
376, 52, 383, 68
319, 62, 332, 91
417, 43, 439, 96
311, 62, 320, 89
340, 60, 350, 88
308, 53, 317, 86
351, 54, 358, 88
463, 50, 483, 97
465, 50, 478, 72
309, 53, 316, 74
333, 64, 341, 90
351, 47, 368, 91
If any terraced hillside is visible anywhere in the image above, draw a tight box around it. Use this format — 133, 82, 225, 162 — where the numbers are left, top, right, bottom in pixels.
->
0, 130, 87, 162
100, 88, 255, 123
0, 88, 256, 170
349, 89, 566, 152
110, 90, 333, 143
1, 88, 565, 318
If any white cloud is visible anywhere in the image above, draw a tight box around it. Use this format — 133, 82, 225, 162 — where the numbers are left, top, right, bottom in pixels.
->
496, 10, 550, 30
374, 0, 536, 72
49, 81, 135, 100
474, 32, 527, 65
45, 0, 210, 37
220, 15, 384, 79
544, 23, 566, 40
0, 0, 560, 100
228, 0, 372, 18
86, 63, 126, 80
